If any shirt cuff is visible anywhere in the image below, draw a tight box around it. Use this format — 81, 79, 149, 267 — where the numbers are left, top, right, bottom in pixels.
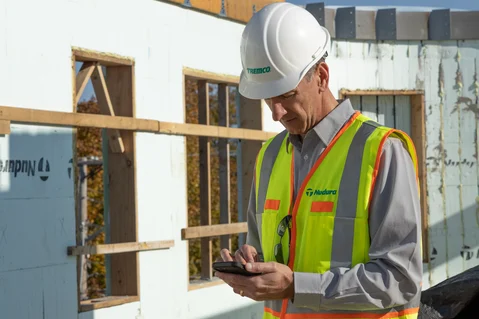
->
292, 272, 322, 309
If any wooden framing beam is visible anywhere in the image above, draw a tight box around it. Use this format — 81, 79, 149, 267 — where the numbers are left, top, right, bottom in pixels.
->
410, 94, 429, 263
80, 296, 139, 312
183, 67, 239, 85
161, 0, 285, 25
198, 80, 212, 280
0, 120, 10, 135
90, 64, 125, 153
73, 47, 134, 67
218, 83, 231, 251
339, 89, 424, 97
0, 105, 275, 141
238, 95, 263, 246
71, 48, 139, 309
182, 222, 248, 240
67, 240, 174, 256
158, 122, 274, 140
106, 65, 139, 296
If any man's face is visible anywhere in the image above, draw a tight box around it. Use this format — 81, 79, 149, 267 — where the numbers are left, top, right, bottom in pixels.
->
264, 70, 321, 135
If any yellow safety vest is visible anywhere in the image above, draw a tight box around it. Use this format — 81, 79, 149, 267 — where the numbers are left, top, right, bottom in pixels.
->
254, 112, 420, 319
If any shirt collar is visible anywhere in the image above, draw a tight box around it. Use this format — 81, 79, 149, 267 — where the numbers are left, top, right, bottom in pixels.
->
289, 99, 356, 148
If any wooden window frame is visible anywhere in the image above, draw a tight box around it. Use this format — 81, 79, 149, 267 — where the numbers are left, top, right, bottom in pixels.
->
71, 47, 143, 311
339, 89, 429, 263
181, 67, 265, 290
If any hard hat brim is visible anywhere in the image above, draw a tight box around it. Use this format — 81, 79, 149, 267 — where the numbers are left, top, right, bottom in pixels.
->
238, 70, 303, 100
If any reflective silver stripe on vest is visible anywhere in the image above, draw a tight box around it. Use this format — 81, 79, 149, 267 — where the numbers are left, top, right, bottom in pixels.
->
256, 130, 288, 253
257, 130, 288, 215
330, 121, 378, 269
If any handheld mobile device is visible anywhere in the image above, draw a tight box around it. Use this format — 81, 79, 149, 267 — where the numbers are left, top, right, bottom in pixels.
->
212, 261, 260, 277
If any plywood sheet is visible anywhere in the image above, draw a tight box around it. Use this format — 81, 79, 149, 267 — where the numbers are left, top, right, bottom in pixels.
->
423, 43, 449, 287
348, 96, 360, 111
164, 0, 284, 23
395, 95, 411, 135
457, 41, 479, 273
190, 0, 222, 15
361, 95, 377, 121
377, 96, 394, 128
225, 0, 283, 22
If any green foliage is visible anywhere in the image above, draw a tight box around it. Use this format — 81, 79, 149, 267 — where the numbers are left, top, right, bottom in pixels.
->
76, 97, 106, 299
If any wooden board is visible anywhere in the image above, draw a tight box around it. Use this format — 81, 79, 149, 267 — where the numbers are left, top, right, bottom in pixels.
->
162, 0, 284, 23
183, 67, 239, 85
182, 222, 248, 240
68, 240, 174, 256
340, 89, 424, 97
0, 105, 276, 141
73, 47, 134, 66
80, 296, 139, 312
0, 120, 10, 135
238, 95, 263, 246
411, 94, 428, 263
218, 84, 231, 251
198, 80, 212, 280
106, 65, 139, 297
190, 0, 222, 15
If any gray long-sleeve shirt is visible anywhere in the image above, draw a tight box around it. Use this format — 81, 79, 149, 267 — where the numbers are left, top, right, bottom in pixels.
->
246, 99, 422, 311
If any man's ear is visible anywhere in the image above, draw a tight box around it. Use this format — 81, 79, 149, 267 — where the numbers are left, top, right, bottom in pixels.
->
318, 62, 329, 92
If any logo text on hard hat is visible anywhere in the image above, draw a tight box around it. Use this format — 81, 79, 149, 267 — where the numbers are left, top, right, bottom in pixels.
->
247, 66, 271, 74
306, 188, 337, 197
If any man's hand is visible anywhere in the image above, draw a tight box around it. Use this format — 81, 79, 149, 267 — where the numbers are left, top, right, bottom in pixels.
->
218, 245, 259, 264
215, 262, 294, 301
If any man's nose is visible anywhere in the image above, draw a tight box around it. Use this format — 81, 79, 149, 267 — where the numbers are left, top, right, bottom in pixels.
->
271, 102, 287, 122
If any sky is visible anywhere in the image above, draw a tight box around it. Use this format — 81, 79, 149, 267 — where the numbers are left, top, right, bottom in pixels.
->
287, 0, 479, 10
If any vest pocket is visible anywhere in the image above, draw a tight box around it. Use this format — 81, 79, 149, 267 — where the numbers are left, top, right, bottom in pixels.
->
260, 199, 282, 263
300, 213, 335, 273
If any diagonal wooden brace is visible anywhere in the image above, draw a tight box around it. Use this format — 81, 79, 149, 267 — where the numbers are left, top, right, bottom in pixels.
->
90, 64, 125, 153
0, 120, 10, 135
75, 62, 96, 105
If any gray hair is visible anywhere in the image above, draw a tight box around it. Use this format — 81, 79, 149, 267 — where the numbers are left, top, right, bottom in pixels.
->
304, 52, 329, 82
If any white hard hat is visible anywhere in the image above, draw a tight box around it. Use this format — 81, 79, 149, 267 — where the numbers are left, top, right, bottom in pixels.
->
238, 2, 331, 100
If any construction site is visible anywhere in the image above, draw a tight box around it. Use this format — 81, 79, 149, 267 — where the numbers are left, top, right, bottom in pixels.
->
1, 0, 479, 318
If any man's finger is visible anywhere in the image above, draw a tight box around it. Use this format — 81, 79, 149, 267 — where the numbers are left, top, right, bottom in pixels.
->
234, 249, 247, 264
241, 245, 256, 263
220, 248, 234, 261
245, 261, 277, 273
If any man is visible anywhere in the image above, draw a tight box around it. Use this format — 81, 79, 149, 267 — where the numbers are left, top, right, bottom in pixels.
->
215, 3, 422, 319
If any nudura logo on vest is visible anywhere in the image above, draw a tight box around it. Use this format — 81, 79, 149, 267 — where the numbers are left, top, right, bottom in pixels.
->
305, 188, 337, 197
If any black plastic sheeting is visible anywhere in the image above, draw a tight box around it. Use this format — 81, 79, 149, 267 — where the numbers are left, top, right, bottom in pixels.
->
419, 265, 479, 319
